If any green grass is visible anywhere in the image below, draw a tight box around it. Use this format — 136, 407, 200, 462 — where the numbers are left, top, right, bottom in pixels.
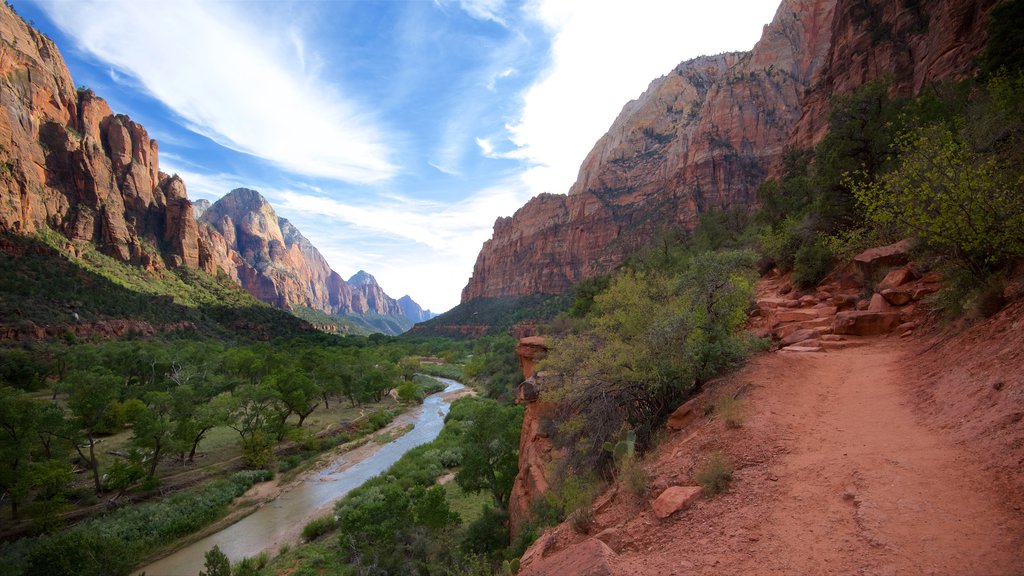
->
443, 480, 492, 528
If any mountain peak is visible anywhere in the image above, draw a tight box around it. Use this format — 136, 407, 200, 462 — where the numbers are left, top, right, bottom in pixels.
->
348, 270, 378, 286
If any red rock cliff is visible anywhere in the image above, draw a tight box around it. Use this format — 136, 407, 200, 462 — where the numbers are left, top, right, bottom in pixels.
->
463, 0, 835, 302
0, 4, 219, 273
462, 0, 998, 304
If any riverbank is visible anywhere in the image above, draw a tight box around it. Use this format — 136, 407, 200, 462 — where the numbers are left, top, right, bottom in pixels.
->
137, 379, 468, 576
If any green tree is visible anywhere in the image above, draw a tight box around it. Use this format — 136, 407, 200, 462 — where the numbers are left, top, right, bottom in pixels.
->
63, 367, 121, 493
200, 545, 232, 576
0, 386, 42, 516
852, 122, 1024, 273
454, 399, 523, 510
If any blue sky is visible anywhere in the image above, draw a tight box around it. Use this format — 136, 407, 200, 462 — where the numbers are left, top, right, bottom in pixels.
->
17, 0, 780, 312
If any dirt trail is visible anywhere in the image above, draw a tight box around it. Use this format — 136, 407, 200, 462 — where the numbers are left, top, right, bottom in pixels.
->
744, 345, 1023, 575
595, 341, 1024, 576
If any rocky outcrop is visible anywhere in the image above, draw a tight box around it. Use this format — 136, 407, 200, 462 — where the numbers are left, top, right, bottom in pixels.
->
462, 0, 836, 301
509, 337, 557, 539
0, 5, 216, 273
462, 0, 998, 304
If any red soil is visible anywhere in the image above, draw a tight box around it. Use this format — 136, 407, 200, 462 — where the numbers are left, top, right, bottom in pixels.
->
522, 301, 1024, 575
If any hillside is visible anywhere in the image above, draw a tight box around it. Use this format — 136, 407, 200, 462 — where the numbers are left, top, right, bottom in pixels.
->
515, 286, 1024, 575
0, 3, 428, 336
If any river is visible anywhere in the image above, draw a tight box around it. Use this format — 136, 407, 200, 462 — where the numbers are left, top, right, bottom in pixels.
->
138, 378, 465, 576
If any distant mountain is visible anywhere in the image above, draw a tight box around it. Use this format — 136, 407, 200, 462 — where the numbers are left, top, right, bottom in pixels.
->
197, 188, 427, 335
398, 295, 437, 323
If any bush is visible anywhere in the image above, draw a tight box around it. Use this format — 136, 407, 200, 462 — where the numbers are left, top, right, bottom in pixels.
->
792, 236, 833, 288
439, 448, 463, 468
695, 452, 733, 495
462, 506, 509, 555
852, 119, 1024, 274
301, 514, 337, 541
618, 455, 649, 497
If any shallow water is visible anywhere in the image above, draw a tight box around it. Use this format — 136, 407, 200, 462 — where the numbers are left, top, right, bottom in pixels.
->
138, 378, 464, 576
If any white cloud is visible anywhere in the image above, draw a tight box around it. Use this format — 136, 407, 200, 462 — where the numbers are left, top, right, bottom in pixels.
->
506, 0, 781, 196
486, 67, 516, 91
36, 0, 397, 184
436, 0, 509, 26
273, 179, 532, 311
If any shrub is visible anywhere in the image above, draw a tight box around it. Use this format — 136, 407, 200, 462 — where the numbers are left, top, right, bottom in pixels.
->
199, 545, 231, 576
852, 120, 1024, 274
462, 506, 509, 555
792, 236, 833, 288
695, 452, 733, 495
301, 514, 337, 541
568, 506, 594, 535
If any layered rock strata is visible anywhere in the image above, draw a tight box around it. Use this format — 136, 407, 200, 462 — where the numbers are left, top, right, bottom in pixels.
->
0, 5, 220, 273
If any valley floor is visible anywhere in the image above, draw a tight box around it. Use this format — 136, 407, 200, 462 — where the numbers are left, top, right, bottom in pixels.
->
525, 306, 1024, 575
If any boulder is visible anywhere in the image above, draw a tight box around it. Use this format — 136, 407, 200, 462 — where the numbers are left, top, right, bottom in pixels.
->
780, 328, 817, 346
833, 311, 902, 336
651, 486, 704, 519
853, 239, 914, 279
667, 396, 705, 431
881, 288, 913, 306
519, 537, 617, 576
867, 293, 894, 312
879, 267, 918, 290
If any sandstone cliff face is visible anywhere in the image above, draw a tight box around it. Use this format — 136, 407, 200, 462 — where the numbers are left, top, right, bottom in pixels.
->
463, 0, 836, 301
0, 5, 213, 272
790, 0, 999, 148
463, 0, 997, 304
198, 188, 418, 326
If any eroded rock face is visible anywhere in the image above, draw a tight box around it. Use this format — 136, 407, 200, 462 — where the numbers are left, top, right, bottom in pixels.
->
509, 337, 557, 539
462, 0, 836, 301
197, 188, 413, 321
0, 5, 214, 272
462, 0, 997, 305
790, 0, 999, 148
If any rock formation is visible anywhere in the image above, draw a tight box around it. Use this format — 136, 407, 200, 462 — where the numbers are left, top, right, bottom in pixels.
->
461, 0, 998, 304
197, 188, 425, 332
0, 4, 217, 273
462, 0, 836, 301
398, 295, 436, 323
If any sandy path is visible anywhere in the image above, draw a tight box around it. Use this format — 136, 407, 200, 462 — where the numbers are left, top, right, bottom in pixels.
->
603, 343, 1024, 575
750, 346, 1023, 575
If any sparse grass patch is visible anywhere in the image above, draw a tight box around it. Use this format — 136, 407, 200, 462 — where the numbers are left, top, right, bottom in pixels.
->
618, 454, 649, 497
695, 451, 733, 495
714, 393, 746, 429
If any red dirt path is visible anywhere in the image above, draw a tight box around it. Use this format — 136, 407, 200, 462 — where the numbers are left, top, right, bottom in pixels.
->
525, 307, 1024, 575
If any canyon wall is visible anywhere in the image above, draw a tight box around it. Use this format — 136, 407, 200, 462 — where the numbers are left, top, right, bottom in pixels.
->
462, 0, 998, 304
0, 5, 220, 273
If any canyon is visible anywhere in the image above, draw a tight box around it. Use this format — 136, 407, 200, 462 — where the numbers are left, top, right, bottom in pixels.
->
0, 5, 429, 334
460, 0, 998, 305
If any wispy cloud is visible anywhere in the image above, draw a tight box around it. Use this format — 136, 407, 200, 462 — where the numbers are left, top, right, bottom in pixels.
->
35, 0, 397, 184
435, 0, 509, 27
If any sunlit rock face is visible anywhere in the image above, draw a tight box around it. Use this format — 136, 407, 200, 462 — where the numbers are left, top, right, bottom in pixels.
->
462, 0, 997, 304
0, 4, 213, 272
